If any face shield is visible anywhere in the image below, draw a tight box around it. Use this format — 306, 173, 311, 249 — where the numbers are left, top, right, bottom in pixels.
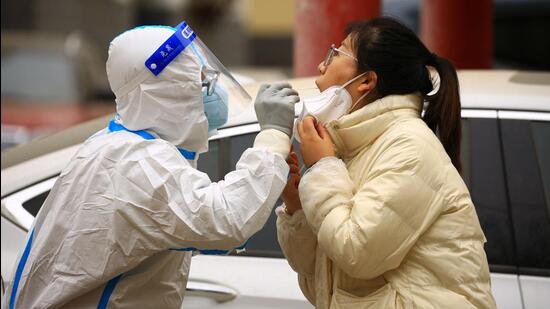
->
144, 21, 252, 122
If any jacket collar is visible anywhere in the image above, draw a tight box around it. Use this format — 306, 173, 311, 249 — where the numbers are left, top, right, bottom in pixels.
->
326, 93, 423, 158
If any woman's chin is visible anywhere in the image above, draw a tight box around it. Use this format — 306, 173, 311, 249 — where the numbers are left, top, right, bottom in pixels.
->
315, 77, 325, 91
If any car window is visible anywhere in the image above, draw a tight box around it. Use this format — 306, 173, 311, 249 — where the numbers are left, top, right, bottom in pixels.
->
500, 119, 550, 275
229, 133, 256, 166
532, 121, 550, 216
16, 132, 284, 257
227, 132, 284, 257
462, 118, 518, 272
460, 119, 471, 187
22, 191, 50, 217
197, 139, 222, 182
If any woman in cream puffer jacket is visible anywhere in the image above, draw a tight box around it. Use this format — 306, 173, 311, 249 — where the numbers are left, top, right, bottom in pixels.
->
277, 18, 496, 309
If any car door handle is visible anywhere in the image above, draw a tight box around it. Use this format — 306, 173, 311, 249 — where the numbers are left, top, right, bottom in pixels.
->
185, 280, 238, 303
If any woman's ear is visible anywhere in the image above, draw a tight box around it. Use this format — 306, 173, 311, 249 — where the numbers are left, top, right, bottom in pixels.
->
357, 71, 377, 93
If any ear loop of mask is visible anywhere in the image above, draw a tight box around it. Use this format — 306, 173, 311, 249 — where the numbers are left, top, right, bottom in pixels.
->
342, 72, 370, 113
349, 89, 371, 113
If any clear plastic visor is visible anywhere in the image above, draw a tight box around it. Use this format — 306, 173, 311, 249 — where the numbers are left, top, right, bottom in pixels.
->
190, 37, 252, 119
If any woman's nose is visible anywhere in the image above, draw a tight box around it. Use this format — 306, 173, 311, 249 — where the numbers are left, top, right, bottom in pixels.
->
318, 62, 326, 74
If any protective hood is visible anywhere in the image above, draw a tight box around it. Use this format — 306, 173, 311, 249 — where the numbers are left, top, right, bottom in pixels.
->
106, 26, 208, 152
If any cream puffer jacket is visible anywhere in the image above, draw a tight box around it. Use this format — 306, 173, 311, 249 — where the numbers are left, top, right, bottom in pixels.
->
277, 93, 496, 308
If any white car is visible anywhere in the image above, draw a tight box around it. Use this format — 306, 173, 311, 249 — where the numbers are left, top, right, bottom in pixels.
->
2, 70, 550, 308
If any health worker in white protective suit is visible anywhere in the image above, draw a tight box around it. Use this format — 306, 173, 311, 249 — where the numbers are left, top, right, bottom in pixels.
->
3, 22, 299, 309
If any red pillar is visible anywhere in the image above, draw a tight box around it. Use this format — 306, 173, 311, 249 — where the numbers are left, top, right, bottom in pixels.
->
294, 0, 381, 77
420, 0, 493, 69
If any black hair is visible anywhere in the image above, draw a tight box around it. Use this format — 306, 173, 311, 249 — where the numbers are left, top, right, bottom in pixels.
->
346, 17, 462, 173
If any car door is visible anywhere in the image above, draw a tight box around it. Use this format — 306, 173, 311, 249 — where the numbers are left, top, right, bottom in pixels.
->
498, 111, 550, 309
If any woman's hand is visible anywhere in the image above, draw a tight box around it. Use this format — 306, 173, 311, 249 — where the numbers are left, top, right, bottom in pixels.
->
297, 116, 335, 167
281, 147, 302, 215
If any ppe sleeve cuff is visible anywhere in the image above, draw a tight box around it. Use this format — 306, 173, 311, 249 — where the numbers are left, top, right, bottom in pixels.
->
253, 129, 291, 158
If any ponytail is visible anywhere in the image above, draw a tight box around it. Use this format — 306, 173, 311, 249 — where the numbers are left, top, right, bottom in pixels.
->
423, 54, 462, 173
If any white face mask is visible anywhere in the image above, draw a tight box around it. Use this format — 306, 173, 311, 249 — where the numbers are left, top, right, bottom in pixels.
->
293, 72, 369, 142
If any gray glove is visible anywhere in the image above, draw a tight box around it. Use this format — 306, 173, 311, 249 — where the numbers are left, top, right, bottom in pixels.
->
254, 82, 300, 137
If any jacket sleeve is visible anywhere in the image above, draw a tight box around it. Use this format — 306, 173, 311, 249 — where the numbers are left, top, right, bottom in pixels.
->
276, 206, 317, 275
298, 273, 317, 306
276, 206, 317, 305
112, 129, 290, 251
298, 137, 442, 280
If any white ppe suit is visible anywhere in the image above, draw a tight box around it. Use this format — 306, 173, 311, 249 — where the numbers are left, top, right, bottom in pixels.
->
3, 25, 290, 308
